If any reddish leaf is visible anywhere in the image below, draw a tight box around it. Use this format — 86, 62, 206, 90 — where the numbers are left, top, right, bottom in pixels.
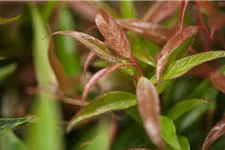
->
200, 1, 217, 16
210, 73, 225, 94
202, 117, 225, 150
118, 19, 174, 46
207, 13, 225, 31
82, 63, 130, 101
95, 8, 131, 58
84, 51, 96, 79
156, 26, 198, 85
179, 0, 189, 30
136, 77, 165, 150
143, 1, 180, 23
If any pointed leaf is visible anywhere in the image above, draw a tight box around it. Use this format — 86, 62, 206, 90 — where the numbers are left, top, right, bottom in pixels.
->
133, 49, 156, 67
178, 136, 190, 150
118, 19, 173, 46
179, 0, 190, 30
160, 116, 181, 150
136, 77, 165, 149
202, 117, 225, 150
48, 31, 133, 76
0, 117, 31, 132
156, 26, 198, 85
143, 1, 180, 23
0, 15, 20, 25
211, 73, 225, 94
82, 63, 130, 101
152, 51, 225, 84
68, 92, 137, 131
166, 99, 208, 121
84, 51, 96, 78
95, 8, 131, 58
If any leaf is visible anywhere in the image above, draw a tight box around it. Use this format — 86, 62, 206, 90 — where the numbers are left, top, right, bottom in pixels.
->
118, 19, 174, 46
84, 51, 96, 78
0, 117, 31, 132
151, 51, 225, 84
156, 26, 198, 85
210, 73, 225, 94
178, 136, 190, 150
0, 15, 20, 25
48, 39, 69, 93
95, 8, 131, 58
133, 49, 156, 67
0, 63, 17, 83
179, 0, 190, 30
160, 116, 181, 150
82, 63, 131, 101
199, 1, 217, 16
202, 117, 225, 150
143, 1, 180, 23
136, 77, 165, 149
48, 31, 134, 76
207, 13, 225, 31
166, 99, 208, 121
119, 1, 136, 18
0, 130, 28, 150
68, 92, 137, 131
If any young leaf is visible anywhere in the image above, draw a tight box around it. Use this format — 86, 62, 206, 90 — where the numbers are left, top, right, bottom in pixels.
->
202, 117, 225, 150
0, 117, 31, 132
82, 63, 130, 101
95, 8, 131, 58
166, 99, 208, 121
118, 19, 173, 46
136, 77, 165, 150
68, 92, 137, 131
133, 49, 156, 68
156, 26, 198, 85
179, 0, 190, 30
152, 51, 225, 84
0, 15, 20, 25
143, 1, 180, 23
160, 116, 181, 150
84, 51, 96, 78
210, 73, 225, 94
47, 31, 134, 76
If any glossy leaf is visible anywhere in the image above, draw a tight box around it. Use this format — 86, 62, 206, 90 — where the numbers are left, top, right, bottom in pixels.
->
95, 8, 131, 58
143, 1, 180, 23
118, 19, 173, 46
133, 49, 156, 67
156, 26, 198, 85
84, 51, 96, 78
160, 116, 181, 150
151, 51, 225, 84
0, 117, 31, 132
136, 77, 165, 149
166, 99, 208, 121
0, 130, 28, 150
82, 63, 130, 101
179, 0, 189, 30
48, 31, 133, 76
0, 63, 16, 83
68, 92, 137, 131
202, 117, 225, 150
0, 15, 20, 25
211, 73, 225, 94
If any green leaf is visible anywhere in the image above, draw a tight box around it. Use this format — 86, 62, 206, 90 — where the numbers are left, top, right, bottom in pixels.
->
178, 136, 190, 150
133, 49, 156, 67
68, 92, 137, 131
0, 63, 16, 83
0, 15, 20, 25
166, 99, 208, 121
27, 4, 63, 150
0, 117, 31, 132
151, 51, 225, 84
0, 130, 28, 150
120, 1, 136, 18
161, 116, 181, 150
55, 5, 81, 75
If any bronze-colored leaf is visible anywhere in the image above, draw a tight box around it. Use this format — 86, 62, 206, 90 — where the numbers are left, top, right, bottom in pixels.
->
118, 19, 174, 46
202, 117, 225, 150
156, 26, 198, 85
48, 39, 69, 93
179, 0, 190, 30
210, 73, 225, 94
200, 1, 217, 16
82, 63, 130, 101
143, 1, 180, 23
84, 51, 96, 79
136, 77, 165, 150
95, 8, 131, 58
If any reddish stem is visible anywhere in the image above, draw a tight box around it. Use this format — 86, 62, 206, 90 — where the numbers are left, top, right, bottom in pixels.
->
129, 55, 143, 78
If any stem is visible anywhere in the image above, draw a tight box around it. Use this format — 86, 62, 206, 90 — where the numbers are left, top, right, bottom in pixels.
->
129, 55, 143, 78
